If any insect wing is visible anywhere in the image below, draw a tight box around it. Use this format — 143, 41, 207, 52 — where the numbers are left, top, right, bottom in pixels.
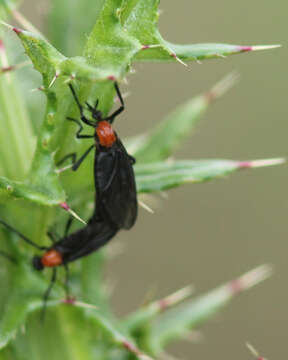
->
56, 220, 118, 264
95, 139, 137, 229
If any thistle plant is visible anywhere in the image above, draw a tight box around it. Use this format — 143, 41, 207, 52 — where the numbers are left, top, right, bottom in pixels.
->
0, 1, 283, 359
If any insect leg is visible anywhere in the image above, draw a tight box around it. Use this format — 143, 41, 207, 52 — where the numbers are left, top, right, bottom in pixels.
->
56, 145, 94, 172
0, 250, 17, 263
105, 82, 125, 123
64, 217, 74, 237
66, 117, 94, 139
47, 231, 60, 244
41, 267, 57, 322
0, 218, 46, 251
56, 153, 77, 167
129, 155, 136, 165
68, 85, 95, 127
63, 264, 70, 299
72, 144, 94, 171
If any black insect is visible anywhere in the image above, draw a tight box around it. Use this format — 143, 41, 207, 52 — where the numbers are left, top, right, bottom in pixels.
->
59, 82, 138, 230
0, 215, 118, 318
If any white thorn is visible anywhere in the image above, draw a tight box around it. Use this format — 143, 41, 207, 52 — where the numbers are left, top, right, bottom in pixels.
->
238, 264, 273, 291
251, 44, 281, 51
49, 71, 60, 88
55, 164, 73, 174
209, 71, 240, 99
138, 199, 154, 214
249, 157, 286, 168
67, 208, 87, 225
72, 301, 98, 310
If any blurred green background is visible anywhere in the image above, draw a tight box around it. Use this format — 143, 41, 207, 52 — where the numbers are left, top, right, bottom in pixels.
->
21, 0, 287, 358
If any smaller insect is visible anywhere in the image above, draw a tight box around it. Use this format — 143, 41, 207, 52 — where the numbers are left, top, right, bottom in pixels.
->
58, 82, 138, 230
0, 215, 118, 318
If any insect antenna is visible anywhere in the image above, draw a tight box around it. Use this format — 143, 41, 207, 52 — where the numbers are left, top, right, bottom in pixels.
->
85, 101, 94, 112
68, 84, 83, 113
104, 82, 125, 123
0, 218, 46, 250
68, 84, 95, 127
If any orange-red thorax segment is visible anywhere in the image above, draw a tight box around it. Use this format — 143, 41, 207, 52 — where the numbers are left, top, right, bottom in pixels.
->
41, 249, 63, 268
96, 121, 116, 148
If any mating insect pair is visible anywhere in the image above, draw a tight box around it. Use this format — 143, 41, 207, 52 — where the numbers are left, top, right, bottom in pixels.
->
0, 81, 138, 316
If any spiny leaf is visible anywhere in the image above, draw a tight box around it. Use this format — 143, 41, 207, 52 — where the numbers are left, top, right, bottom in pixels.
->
10, 27, 66, 86
27, 90, 66, 204
135, 158, 285, 193
123, 286, 193, 333
148, 265, 272, 355
0, 175, 64, 205
133, 73, 238, 163
136, 42, 281, 63
6, 26, 122, 84
0, 263, 57, 349
84, 0, 141, 77
0, 89, 65, 205
65, 304, 154, 360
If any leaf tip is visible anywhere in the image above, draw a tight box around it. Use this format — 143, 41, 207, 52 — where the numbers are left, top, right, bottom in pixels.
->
239, 44, 281, 52
157, 285, 194, 311
246, 343, 266, 360
205, 71, 240, 102
239, 157, 286, 169
228, 264, 273, 295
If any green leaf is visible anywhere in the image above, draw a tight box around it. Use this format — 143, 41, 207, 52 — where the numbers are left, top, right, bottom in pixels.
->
11, 28, 66, 86
123, 286, 193, 333
27, 90, 66, 205
119, 0, 280, 65
135, 42, 281, 63
0, 175, 64, 205
0, 263, 56, 349
52, 303, 154, 360
83, 0, 141, 78
135, 158, 285, 193
10, 27, 120, 84
148, 265, 272, 355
